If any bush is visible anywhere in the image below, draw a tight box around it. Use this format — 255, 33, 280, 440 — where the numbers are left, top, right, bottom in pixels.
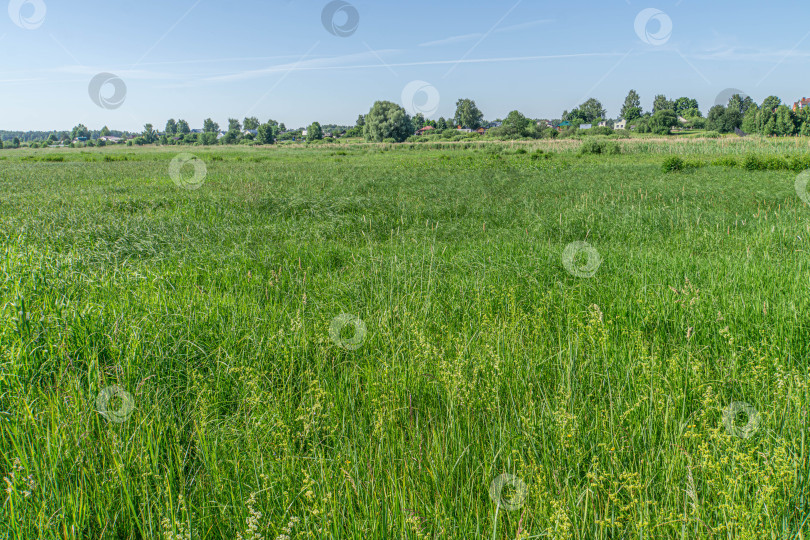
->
703, 131, 721, 139
662, 156, 686, 172
583, 126, 614, 136
514, 148, 527, 155
714, 156, 738, 168
788, 154, 810, 172
742, 154, 792, 171
742, 155, 765, 171
580, 139, 621, 155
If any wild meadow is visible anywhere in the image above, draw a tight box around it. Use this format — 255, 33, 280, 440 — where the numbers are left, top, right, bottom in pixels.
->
0, 138, 808, 539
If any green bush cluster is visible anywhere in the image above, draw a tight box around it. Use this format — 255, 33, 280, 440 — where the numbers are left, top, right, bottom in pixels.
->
579, 139, 621, 155
713, 156, 738, 168
740, 154, 810, 172
662, 156, 686, 172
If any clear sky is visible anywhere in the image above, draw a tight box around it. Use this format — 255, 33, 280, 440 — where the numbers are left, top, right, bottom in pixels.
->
2, 0, 809, 131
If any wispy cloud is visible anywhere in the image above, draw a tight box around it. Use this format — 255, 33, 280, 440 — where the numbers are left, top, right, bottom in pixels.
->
688, 46, 810, 62
135, 54, 305, 67
418, 19, 554, 48
195, 51, 623, 86
419, 33, 482, 48
202, 48, 403, 82
496, 19, 554, 33
51, 65, 186, 80
0, 77, 47, 85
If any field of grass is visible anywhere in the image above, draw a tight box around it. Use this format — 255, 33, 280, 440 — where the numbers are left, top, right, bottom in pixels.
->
1, 140, 809, 539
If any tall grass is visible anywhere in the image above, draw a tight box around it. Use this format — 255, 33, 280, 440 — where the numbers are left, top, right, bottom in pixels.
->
0, 142, 808, 539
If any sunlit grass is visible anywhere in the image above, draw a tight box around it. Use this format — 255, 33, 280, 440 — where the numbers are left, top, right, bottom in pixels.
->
0, 141, 808, 538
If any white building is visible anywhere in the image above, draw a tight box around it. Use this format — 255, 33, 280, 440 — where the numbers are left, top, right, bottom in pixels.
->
614, 119, 627, 130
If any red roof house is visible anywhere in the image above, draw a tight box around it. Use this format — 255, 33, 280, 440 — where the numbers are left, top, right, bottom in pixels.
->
794, 97, 810, 111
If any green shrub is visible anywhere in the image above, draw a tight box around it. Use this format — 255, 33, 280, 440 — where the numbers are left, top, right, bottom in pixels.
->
514, 148, 527, 155
739, 154, 806, 172
662, 156, 685, 172
742, 155, 764, 171
579, 139, 621, 155
704, 131, 721, 139
788, 154, 810, 172
714, 156, 738, 168
584, 126, 614, 136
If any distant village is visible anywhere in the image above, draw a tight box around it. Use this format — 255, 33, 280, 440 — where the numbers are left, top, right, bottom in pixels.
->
2, 93, 808, 149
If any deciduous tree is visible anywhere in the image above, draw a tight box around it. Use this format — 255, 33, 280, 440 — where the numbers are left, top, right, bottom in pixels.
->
363, 101, 413, 142
453, 99, 484, 129
621, 90, 641, 119
307, 122, 324, 141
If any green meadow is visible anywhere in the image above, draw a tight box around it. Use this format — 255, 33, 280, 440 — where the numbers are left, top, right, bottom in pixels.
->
1, 139, 808, 539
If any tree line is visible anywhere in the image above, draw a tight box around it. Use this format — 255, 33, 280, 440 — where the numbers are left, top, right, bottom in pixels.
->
3, 91, 810, 149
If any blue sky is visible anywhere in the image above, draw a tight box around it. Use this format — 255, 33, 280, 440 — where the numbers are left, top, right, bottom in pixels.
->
2, 0, 809, 131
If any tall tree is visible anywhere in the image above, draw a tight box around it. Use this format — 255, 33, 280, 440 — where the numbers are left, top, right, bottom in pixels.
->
741, 106, 759, 133
243, 117, 260, 130
620, 90, 642, 119
653, 94, 674, 113
706, 106, 742, 133
728, 94, 755, 115
257, 123, 276, 144
228, 118, 241, 132
165, 119, 177, 135
177, 120, 190, 135
579, 98, 606, 122
306, 122, 324, 141
761, 96, 782, 112
143, 124, 156, 143
363, 101, 413, 142
565, 98, 606, 124
797, 108, 810, 137
453, 99, 484, 129
500, 110, 530, 138
674, 97, 699, 116
650, 109, 679, 134
774, 105, 796, 136
203, 118, 219, 133
100, 125, 111, 137
71, 124, 90, 140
